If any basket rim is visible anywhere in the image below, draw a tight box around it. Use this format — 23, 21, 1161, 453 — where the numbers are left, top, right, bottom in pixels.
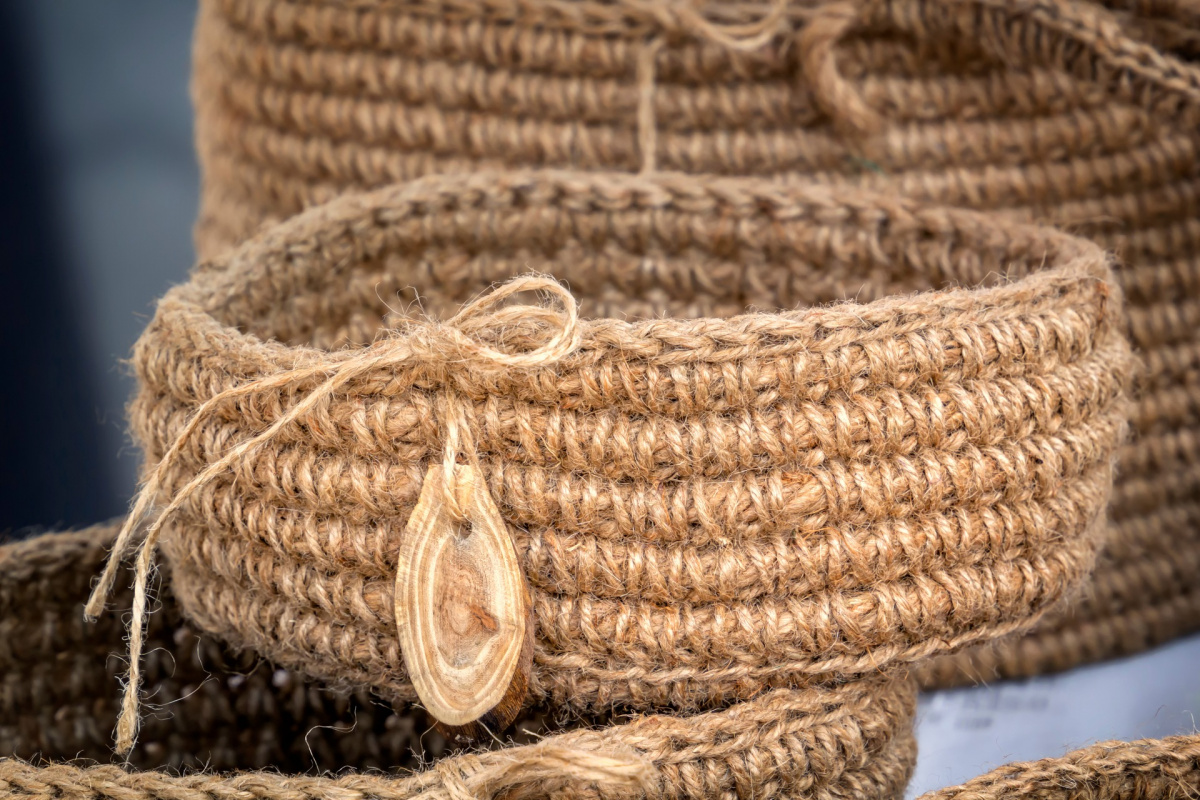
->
172, 169, 1113, 375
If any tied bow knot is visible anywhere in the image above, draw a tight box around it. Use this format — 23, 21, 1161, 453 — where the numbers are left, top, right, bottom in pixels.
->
84, 274, 580, 754
407, 275, 581, 370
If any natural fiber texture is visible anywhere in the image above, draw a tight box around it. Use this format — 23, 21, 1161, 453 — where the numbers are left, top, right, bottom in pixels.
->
916, 522, 1200, 686
191, 0, 1200, 683
0, 523, 918, 800
110, 169, 1131, 742
3, 522, 458, 772
1102, 1, 1200, 60
915, 735, 1200, 800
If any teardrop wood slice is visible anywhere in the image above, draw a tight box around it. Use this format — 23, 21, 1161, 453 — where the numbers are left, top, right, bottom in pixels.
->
395, 463, 533, 741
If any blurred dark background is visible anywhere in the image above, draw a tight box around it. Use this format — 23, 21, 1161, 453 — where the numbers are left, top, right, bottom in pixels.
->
0, 1, 198, 534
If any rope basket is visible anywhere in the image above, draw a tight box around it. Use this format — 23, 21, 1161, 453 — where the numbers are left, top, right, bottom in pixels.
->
90, 170, 1133, 757
0, 523, 918, 800
192, 0, 1200, 684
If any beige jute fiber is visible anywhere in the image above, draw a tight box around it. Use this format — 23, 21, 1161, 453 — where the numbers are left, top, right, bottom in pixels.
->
190, 0, 1200, 683
0, 523, 918, 800
84, 170, 1132, 752
917, 735, 1200, 800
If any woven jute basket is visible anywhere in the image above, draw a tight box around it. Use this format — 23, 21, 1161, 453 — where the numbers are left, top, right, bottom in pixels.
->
0, 521, 918, 800
191, 0, 1200, 684
79, 169, 1129, 763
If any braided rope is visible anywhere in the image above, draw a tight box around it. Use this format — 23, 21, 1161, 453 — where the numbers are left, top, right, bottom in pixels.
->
918, 735, 1200, 800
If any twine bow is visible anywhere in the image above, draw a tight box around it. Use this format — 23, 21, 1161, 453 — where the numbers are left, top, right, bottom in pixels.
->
84, 274, 580, 754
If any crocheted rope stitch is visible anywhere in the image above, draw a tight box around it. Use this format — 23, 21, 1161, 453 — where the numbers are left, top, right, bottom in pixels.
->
191, 0, 1200, 684
1, 524, 918, 800
95, 170, 1133, 751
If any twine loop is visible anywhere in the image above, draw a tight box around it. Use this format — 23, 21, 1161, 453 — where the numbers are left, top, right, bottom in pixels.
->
796, 0, 1200, 137
83, 273, 580, 754
636, 0, 1200, 150
649, 0, 790, 52
417, 274, 580, 369
798, 0, 880, 136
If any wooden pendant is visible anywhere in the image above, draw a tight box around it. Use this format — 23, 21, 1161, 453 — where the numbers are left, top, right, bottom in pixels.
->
395, 463, 533, 741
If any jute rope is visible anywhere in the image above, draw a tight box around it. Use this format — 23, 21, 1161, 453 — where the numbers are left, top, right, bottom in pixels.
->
190, 0, 1200, 684
3, 734, 1196, 800
0, 760, 642, 800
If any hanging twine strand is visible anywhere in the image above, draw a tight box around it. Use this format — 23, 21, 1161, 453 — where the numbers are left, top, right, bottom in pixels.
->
636, 36, 666, 173
83, 274, 580, 754
635, 0, 789, 172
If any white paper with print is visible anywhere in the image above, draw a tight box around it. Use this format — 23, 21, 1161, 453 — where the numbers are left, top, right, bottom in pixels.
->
909, 634, 1200, 796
